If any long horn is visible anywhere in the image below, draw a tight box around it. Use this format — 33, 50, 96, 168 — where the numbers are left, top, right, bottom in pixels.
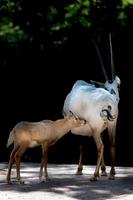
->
92, 40, 108, 81
109, 33, 115, 79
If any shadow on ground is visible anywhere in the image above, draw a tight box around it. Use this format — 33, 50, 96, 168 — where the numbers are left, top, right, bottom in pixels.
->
0, 163, 133, 200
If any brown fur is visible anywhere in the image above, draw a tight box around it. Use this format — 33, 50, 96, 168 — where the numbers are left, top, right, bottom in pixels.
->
6, 114, 86, 184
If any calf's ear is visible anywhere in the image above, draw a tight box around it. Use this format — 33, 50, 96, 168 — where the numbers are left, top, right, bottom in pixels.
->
62, 110, 66, 117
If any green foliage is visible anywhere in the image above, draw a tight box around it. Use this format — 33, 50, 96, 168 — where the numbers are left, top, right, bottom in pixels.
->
48, 0, 133, 49
117, 0, 133, 27
0, 0, 29, 47
47, 7, 58, 22
0, 0, 22, 14
0, 0, 133, 51
117, 10, 127, 26
48, 0, 91, 48
51, 0, 91, 31
121, 0, 133, 7
0, 18, 29, 46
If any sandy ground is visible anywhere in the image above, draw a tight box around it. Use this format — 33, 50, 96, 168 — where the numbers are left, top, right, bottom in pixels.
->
0, 163, 133, 200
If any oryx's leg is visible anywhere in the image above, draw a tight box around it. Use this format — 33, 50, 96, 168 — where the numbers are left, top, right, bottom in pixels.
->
76, 144, 84, 175
7, 146, 18, 184
109, 138, 116, 180
15, 143, 29, 183
90, 135, 104, 181
39, 142, 49, 181
108, 124, 116, 180
100, 134, 107, 176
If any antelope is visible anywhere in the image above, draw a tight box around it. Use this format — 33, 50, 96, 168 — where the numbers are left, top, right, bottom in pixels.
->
6, 111, 86, 184
63, 34, 121, 181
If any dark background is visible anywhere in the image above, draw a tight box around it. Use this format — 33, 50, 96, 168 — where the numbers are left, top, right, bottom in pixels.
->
0, 0, 133, 167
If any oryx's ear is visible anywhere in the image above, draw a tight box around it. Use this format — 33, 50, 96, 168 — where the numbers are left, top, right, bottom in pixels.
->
90, 80, 105, 88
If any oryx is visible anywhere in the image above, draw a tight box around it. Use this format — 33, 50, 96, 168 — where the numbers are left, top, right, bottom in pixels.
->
63, 34, 121, 181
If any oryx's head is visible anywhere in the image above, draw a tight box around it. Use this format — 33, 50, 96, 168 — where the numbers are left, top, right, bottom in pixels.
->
94, 33, 121, 103
105, 75, 121, 102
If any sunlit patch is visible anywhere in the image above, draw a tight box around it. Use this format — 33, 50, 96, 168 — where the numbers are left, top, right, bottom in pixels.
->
92, 189, 110, 194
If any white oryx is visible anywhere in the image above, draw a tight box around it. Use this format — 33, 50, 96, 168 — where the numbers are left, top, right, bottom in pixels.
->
63, 34, 121, 181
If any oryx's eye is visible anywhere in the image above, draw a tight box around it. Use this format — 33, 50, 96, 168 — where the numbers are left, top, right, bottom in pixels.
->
108, 80, 113, 84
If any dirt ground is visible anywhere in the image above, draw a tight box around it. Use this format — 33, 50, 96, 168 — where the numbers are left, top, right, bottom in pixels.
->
0, 163, 133, 200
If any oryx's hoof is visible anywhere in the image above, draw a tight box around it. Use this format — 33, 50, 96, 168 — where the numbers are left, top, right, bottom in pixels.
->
7, 180, 12, 185
108, 174, 115, 180
76, 171, 83, 175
